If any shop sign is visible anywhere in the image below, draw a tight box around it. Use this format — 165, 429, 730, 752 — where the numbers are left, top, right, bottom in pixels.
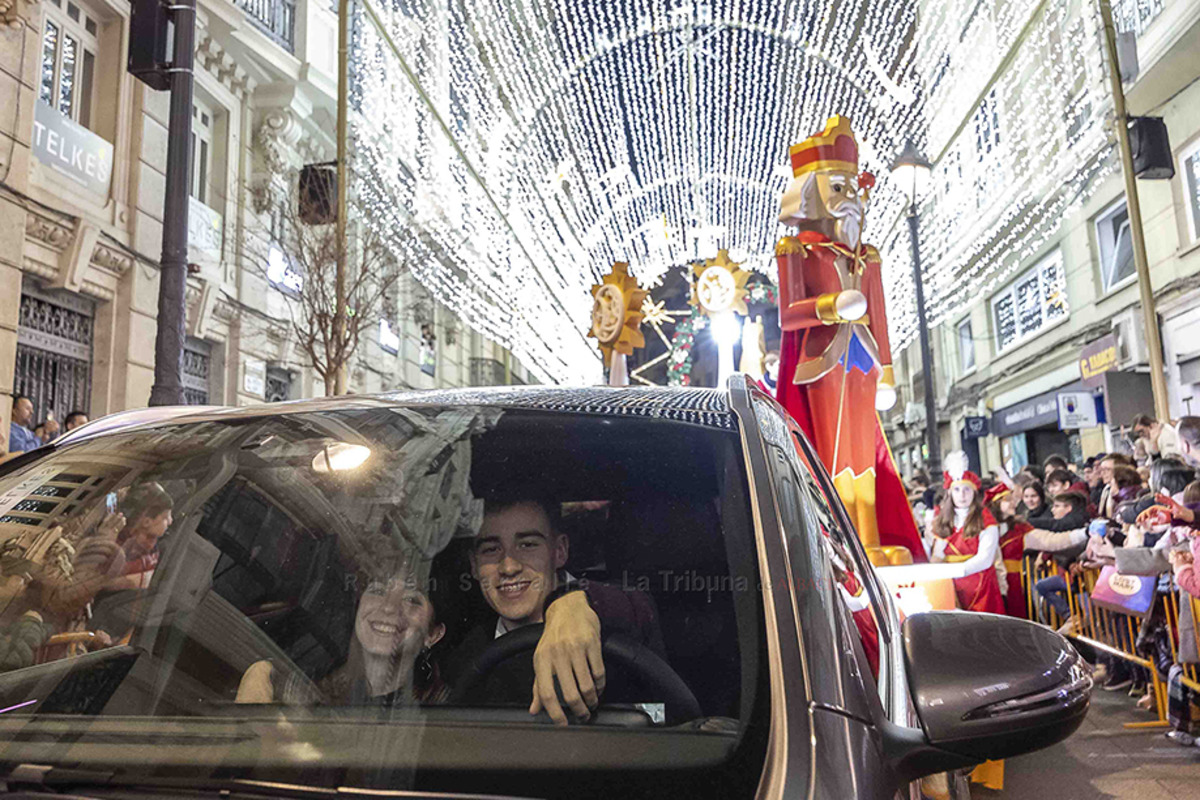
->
1057, 391, 1099, 429
1080, 333, 1119, 388
32, 101, 113, 196
993, 394, 1060, 438
188, 197, 224, 263
963, 416, 989, 439
243, 358, 266, 397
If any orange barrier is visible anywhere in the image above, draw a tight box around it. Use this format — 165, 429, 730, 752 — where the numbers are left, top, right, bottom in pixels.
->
1021, 556, 1200, 732
1064, 567, 1170, 729
1163, 580, 1200, 695
1022, 553, 1065, 627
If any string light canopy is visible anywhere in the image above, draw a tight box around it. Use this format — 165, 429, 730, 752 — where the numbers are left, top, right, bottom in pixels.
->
875, 0, 1160, 350
350, 0, 926, 384
350, 0, 1150, 380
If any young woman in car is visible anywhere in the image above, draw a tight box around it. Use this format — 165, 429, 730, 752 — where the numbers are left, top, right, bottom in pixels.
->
928, 452, 1005, 614
237, 558, 451, 706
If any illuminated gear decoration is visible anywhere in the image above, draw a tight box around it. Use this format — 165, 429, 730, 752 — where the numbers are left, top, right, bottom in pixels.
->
589, 262, 649, 385
690, 250, 752, 317
773, 115, 920, 567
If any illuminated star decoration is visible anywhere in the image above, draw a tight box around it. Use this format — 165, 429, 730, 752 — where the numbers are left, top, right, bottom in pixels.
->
690, 249, 751, 317
640, 297, 675, 326
589, 262, 649, 365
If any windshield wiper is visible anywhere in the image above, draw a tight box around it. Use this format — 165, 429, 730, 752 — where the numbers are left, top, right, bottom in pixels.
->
2, 764, 538, 800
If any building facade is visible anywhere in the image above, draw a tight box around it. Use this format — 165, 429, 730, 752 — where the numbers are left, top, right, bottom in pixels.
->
885, 0, 1200, 479
0, 0, 532, 447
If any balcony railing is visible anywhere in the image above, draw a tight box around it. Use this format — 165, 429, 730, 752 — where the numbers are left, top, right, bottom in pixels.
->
470, 357, 525, 387
237, 0, 296, 52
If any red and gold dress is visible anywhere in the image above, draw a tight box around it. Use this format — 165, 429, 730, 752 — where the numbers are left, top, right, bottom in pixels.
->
1000, 520, 1031, 618
943, 510, 1006, 614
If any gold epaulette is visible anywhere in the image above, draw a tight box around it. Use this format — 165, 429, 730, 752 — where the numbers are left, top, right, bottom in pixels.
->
775, 236, 807, 256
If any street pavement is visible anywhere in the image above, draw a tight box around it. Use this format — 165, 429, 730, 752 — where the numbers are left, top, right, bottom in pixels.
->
975, 688, 1200, 799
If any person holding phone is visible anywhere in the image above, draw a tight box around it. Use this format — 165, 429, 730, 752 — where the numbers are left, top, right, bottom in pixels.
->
1159, 482, 1200, 599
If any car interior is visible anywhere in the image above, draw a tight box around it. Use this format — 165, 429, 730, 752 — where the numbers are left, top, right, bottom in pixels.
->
0, 407, 763, 735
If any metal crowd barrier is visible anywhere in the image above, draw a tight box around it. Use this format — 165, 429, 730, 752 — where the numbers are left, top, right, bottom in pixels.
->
1163, 581, 1200, 694
1022, 553, 1064, 629
1021, 554, 1200, 730
1062, 566, 1171, 729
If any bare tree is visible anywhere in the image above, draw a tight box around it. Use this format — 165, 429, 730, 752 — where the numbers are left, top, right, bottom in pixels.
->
243, 169, 401, 396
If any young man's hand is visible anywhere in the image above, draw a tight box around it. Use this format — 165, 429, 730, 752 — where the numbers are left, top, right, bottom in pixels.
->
530, 590, 605, 725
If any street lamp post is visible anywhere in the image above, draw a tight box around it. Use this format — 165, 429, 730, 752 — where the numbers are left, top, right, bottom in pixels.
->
891, 142, 940, 481
147, 0, 195, 406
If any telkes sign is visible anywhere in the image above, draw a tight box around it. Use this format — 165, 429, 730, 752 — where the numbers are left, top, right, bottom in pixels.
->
32, 101, 114, 197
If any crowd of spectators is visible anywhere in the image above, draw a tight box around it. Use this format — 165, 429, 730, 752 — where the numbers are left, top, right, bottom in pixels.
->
4, 394, 88, 460
908, 415, 1200, 745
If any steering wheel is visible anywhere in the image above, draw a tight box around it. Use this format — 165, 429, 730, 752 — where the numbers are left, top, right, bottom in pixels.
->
448, 624, 701, 725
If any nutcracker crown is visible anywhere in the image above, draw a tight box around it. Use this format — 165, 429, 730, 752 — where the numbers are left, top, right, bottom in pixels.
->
788, 115, 859, 178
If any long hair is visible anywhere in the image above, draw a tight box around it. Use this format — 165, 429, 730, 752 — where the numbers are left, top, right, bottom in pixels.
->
1149, 458, 1192, 494
987, 493, 1017, 526
319, 558, 453, 706
932, 487, 985, 540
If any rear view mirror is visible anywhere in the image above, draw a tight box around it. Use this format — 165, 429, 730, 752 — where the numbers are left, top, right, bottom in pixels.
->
885, 611, 1091, 781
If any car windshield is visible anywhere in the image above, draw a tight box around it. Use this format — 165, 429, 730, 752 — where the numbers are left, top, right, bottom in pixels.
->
0, 404, 764, 795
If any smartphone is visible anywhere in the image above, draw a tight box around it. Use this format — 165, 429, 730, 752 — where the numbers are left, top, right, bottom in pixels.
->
105, 491, 119, 515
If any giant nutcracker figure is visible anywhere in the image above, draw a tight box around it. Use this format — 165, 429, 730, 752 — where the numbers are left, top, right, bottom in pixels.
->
774, 115, 924, 566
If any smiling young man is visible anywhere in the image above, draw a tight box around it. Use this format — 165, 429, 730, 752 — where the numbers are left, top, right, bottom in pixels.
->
446, 493, 664, 725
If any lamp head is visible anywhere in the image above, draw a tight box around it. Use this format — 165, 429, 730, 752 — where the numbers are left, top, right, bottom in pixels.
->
890, 140, 932, 204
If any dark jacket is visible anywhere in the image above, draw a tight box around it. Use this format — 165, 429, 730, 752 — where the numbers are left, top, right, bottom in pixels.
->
444, 580, 666, 706
1025, 504, 1054, 526
1028, 507, 1090, 533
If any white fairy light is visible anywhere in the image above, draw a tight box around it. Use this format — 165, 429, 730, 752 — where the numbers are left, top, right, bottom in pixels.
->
880, 0, 1156, 351
349, 0, 1141, 378
350, 0, 926, 383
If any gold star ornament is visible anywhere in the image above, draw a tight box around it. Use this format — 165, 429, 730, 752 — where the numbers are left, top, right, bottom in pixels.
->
641, 297, 675, 326
690, 249, 751, 316
589, 261, 649, 362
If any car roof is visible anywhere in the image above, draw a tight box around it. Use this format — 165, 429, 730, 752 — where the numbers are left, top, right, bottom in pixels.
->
55, 384, 740, 446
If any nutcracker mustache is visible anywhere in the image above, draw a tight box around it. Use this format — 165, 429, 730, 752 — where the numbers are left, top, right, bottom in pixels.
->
829, 201, 864, 249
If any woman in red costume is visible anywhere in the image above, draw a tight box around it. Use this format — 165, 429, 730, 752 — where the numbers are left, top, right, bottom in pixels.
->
928, 452, 1005, 614
985, 485, 1031, 618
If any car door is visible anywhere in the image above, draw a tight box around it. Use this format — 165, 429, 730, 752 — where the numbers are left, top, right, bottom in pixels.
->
783, 418, 939, 800
739, 386, 898, 798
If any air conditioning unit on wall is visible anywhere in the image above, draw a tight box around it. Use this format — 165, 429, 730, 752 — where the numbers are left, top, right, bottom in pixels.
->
1112, 307, 1152, 368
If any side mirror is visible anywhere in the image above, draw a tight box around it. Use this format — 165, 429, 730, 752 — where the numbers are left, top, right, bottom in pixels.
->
884, 611, 1091, 782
